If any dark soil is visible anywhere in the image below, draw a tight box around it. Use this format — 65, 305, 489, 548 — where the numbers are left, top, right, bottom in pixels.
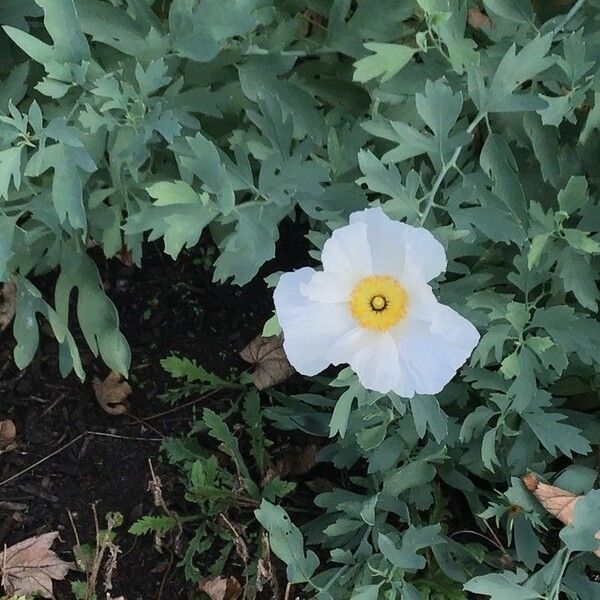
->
0, 224, 309, 599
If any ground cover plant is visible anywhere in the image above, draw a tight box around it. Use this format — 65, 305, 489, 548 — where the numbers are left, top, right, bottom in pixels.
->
1, 0, 600, 598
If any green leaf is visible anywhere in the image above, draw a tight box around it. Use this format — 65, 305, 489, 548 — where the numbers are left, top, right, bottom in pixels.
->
409, 395, 448, 443
415, 78, 463, 145
13, 276, 84, 380
580, 91, 600, 144
0, 215, 18, 280
557, 247, 599, 311
36, 0, 90, 60
523, 112, 560, 187
0, 146, 23, 199
558, 176, 588, 214
161, 356, 233, 389
25, 141, 96, 232
483, 0, 533, 24
384, 458, 438, 495
479, 135, 528, 230
124, 182, 217, 259
532, 306, 600, 365
522, 393, 591, 458
473, 34, 553, 113
527, 233, 552, 269
169, 0, 260, 63
255, 500, 319, 584
378, 525, 442, 571
213, 203, 287, 285
180, 133, 235, 214
560, 490, 600, 553
464, 571, 540, 600
55, 250, 130, 376
4, 0, 89, 64
203, 408, 259, 498
562, 229, 600, 254
128, 515, 177, 536
353, 43, 416, 83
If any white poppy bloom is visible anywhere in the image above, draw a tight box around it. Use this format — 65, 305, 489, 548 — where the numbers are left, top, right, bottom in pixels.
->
274, 207, 480, 397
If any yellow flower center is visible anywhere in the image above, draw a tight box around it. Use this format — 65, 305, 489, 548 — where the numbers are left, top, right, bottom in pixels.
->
349, 275, 409, 331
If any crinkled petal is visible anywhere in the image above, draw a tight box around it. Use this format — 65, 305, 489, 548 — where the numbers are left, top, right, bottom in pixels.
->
391, 301, 480, 396
350, 207, 446, 282
274, 268, 354, 376
319, 220, 373, 288
302, 269, 354, 304
331, 328, 400, 394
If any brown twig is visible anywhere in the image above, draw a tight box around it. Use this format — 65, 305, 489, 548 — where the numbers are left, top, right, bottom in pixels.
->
125, 412, 166, 439
40, 393, 65, 417
68, 510, 82, 550
84, 503, 102, 600
138, 387, 222, 421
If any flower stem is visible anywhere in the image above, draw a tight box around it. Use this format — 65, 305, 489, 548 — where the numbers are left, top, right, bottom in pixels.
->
418, 111, 486, 226
553, 0, 586, 36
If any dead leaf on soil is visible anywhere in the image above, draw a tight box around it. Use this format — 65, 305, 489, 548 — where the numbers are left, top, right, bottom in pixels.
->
522, 472, 600, 557
256, 532, 273, 593
199, 575, 242, 600
0, 532, 73, 598
467, 8, 492, 29
240, 334, 295, 390
0, 419, 16, 453
93, 371, 132, 415
271, 443, 319, 480
0, 282, 16, 332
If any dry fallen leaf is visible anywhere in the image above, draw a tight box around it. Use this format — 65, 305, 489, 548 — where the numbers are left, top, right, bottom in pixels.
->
93, 371, 132, 415
0, 282, 16, 333
0, 419, 17, 454
240, 334, 295, 390
256, 532, 273, 593
467, 8, 492, 29
199, 575, 242, 600
274, 443, 318, 478
0, 532, 73, 598
522, 472, 600, 557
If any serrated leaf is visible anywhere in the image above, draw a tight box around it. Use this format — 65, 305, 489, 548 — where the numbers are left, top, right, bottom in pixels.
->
128, 515, 177, 536
161, 355, 232, 388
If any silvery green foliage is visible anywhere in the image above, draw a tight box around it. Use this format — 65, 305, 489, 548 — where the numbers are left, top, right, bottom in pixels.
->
2, 0, 600, 597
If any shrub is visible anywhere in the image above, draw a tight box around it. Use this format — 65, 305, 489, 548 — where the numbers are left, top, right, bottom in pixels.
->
2, 0, 600, 597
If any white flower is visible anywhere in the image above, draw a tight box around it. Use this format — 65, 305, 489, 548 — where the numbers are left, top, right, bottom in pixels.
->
274, 207, 480, 397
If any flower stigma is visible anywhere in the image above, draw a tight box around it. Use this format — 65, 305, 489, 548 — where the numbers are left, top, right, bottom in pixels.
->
349, 275, 408, 331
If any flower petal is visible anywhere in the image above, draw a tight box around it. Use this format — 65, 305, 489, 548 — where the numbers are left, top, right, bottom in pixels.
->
392, 301, 480, 396
350, 207, 446, 282
331, 328, 400, 394
302, 269, 353, 304
274, 268, 354, 376
320, 220, 372, 280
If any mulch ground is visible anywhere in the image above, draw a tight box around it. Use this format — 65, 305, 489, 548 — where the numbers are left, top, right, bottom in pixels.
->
0, 225, 308, 599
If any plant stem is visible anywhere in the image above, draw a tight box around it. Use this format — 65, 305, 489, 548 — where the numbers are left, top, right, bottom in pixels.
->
553, 0, 586, 36
418, 111, 486, 225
